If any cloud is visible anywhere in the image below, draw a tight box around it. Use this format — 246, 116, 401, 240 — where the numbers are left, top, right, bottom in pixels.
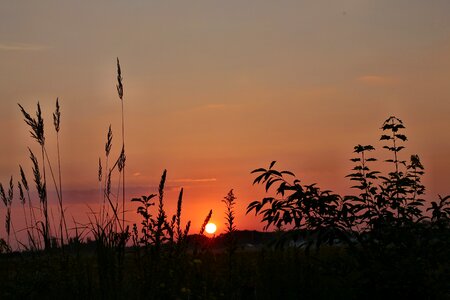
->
61, 185, 183, 204
170, 178, 217, 183
356, 75, 399, 86
202, 104, 226, 110
188, 103, 227, 113
0, 43, 47, 52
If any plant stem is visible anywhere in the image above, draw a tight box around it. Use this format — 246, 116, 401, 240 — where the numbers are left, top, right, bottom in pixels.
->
41, 146, 50, 250
121, 99, 125, 232
56, 132, 68, 246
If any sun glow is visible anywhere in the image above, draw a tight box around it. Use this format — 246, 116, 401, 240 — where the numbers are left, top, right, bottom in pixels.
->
205, 222, 217, 234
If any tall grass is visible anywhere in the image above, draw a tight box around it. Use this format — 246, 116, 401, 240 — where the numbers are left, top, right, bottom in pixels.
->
17, 100, 69, 250
53, 98, 68, 246
0, 178, 14, 247
116, 58, 126, 231
19, 164, 39, 249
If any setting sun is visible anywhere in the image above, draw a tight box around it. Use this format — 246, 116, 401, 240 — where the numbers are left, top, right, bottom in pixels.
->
205, 222, 217, 234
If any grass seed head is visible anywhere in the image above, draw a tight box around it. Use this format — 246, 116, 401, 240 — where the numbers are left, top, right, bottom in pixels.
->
53, 98, 60, 133
116, 57, 124, 100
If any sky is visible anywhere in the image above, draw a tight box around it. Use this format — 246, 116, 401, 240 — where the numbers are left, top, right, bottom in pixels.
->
1, 1, 450, 238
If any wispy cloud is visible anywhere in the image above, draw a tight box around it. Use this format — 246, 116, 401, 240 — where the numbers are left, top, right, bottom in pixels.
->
170, 178, 217, 183
61, 185, 182, 204
201, 104, 226, 110
0, 43, 48, 52
356, 75, 399, 86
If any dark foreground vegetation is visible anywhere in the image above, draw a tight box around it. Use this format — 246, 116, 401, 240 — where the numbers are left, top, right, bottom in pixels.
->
0, 225, 449, 299
0, 60, 449, 299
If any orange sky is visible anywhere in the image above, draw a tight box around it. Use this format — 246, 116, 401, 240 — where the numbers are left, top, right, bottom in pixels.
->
1, 1, 450, 239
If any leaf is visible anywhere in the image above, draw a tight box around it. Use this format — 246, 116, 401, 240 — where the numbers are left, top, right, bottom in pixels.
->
268, 169, 282, 177
363, 145, 375, 151
266, 178, 281, 191
253, 174, 265, 185
281, 170, 295, 176
395, 134, 407, 141
354, 145, 364, 152
251, 168, 266, 174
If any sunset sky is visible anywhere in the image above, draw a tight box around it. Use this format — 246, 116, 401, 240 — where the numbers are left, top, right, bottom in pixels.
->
1, 1, 450, 236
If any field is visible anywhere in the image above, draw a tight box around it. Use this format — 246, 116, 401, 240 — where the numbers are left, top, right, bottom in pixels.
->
1, 231, 448, 300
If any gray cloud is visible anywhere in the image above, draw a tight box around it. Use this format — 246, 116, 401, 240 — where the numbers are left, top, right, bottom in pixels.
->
0, 43, 47, 52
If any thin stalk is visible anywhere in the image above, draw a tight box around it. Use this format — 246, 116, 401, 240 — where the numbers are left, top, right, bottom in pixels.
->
56, 132, 68, 245
390, 122, 400, 219
43, 146, 68, 246
41, 146, 50, 250
106, 170, 124, 233
18, 182, 30, 243
10, 219, 21, 252
102, 157, 109, 224
21, 202, 29, 236
25, 188, 40, 249
116, 57, 126, 232
121, 99, 125, 231
51, 208, 59, 247
53, 98, 68, 245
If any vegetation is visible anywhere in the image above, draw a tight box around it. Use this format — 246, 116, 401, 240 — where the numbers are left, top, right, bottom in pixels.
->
247, 116, 450, 298
0, 60, 449, 299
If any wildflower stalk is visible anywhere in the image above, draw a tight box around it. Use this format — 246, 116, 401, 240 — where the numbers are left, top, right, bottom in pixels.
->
53, 98, 68, 246
116, 57, 126, 232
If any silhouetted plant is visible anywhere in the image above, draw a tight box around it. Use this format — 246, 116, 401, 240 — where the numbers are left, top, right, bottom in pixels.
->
132, 192, 156, 247
18, 101, 68, 249
116, 57, 126, 230
200, 209, 213, 235
87, 206, 129, 300
248, 116, 449, 250
223, 189, 238, 299
52, 98, 68, 245
131, 170, 191, 250
378, 116, 425, 223
247, 116, 450, 298
223, 189, 237, 234
0, 177, 14, 248
345, 145, 379, 231
247, 161, 352, 249
29, 148, 51, 249
428, 195, 450, 228
130, 170, 198, 299
19, 164, 39, 249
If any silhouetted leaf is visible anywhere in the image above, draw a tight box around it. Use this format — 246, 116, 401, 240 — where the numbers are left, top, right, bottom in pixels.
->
251, 168, 266, 174
281, 170, 295, 176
